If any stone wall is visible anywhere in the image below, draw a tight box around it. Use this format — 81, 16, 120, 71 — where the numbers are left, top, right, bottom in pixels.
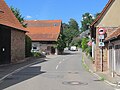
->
11, 29, 25, 63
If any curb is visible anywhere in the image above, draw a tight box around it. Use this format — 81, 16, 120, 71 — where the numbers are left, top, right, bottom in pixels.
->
82, 53, 119, 87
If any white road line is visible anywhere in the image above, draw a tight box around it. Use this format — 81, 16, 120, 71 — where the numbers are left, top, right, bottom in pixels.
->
56, 65, 59, 70
56, 59, 65, 70
59, 61, 62, 64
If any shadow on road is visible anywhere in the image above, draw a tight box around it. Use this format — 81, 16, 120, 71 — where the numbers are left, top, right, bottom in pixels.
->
61, 51, 78, 55
0, 60, 47, 90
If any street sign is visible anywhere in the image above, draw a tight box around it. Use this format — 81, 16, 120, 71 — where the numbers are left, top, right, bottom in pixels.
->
99, 42, 105, 47
98, 27, 106, 35
99, 35, 105, 39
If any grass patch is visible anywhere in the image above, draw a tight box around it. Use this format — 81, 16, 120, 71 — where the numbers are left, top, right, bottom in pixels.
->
82, 54, 89, 72
99, 75, 105, 81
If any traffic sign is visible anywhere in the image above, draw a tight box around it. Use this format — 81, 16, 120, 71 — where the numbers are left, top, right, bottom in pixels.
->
99, 42, 105, 47
99, 35, 105, 39
98, 27, 106, 35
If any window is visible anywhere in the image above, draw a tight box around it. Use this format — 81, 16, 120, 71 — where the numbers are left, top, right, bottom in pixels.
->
33, 47, 37, 50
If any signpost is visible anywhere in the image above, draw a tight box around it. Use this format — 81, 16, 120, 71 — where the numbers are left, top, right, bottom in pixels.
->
98, 27, 106, 72
99, 35, 104, 40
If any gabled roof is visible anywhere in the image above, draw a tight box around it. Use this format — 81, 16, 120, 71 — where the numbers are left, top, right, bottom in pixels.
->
25, 20, 62, 41
105, 27, 120, 41
91, 0, 114, 27
0, 0, 26, 32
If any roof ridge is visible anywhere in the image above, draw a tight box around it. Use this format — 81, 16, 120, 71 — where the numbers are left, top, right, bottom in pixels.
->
0, 0, 26, 31
91, 0, 114, 27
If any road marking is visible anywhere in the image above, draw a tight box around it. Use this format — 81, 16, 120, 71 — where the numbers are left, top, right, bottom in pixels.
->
56, 59, 65, 70
115, 89, 120, 90
56, 65, 59, 70
59, 61, 62, 64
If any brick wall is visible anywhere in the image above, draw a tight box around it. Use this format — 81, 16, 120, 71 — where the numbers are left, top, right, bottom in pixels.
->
95, 27, 117, 71
11, 29, 25, 63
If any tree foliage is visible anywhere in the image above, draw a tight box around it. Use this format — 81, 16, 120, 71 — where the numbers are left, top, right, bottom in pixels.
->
63, 18, 80, 47
80, 13, 94, 32
10, 6, 27, 28
70, 38, 81, 47
81, 37, 89, 52
68, 18, 79, 30
56, 34, 66, 54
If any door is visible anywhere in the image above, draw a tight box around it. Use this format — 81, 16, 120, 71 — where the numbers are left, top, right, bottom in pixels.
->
115, 45, 120, 75
109, 46, 114, 73
0, 26, 11, 64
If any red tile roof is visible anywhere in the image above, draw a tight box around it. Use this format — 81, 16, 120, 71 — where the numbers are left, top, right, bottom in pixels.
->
0, 0, 26, 32
91, 0, 114, 27
25, 20, 62, 41
105, 28, 120, 41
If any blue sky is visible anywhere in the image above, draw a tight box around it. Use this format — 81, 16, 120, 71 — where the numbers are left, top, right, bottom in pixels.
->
5, 0, 109, 26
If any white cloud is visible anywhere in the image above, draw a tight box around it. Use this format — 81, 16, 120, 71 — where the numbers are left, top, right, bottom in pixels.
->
26, 15, 32, 19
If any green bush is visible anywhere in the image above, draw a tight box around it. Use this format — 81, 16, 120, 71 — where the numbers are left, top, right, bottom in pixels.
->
81, 37, 92, 56
81, 37, 89, 52
25, 35, 32, 57
32, 52, 42, 57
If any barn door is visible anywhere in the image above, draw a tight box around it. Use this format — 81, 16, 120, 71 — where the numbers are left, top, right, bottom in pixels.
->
115, 45, 120, 75
109, 46, 114, 73
0, 26, 11, 64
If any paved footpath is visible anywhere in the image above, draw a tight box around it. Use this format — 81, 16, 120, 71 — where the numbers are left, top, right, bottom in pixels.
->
83, 53, 120, 90
0, 57, 46, 81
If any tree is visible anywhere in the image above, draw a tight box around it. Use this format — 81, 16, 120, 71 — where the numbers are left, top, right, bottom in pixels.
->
63, 18, 80, 47
94, 13, 101, 19
68, 18, 79, 30
70, 38, 82, 47
80, 13, 94, 32
56, 33, 66, 54
10, 6, 27, 28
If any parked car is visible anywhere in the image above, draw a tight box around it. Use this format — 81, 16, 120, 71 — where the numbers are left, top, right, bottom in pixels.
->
70, 46, 78, 51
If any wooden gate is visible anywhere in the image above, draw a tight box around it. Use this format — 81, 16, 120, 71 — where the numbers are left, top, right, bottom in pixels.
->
108, 46, 114, 73
0, 26, 11, 64
115, 45, 120, 75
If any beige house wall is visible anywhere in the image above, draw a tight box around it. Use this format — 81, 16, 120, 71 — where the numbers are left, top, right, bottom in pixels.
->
96, 0, 120, 27
94, 0, 120, 71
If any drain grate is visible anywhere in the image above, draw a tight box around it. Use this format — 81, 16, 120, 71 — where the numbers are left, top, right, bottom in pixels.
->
62, 81, 88, 86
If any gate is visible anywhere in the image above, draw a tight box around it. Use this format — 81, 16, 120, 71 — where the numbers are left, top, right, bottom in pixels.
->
0, 26, 11, 64
115, 45, 120, 75
108, 46, 114, 74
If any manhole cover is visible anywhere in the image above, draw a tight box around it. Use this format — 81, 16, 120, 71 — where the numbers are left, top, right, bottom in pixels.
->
62, 81, 88, 86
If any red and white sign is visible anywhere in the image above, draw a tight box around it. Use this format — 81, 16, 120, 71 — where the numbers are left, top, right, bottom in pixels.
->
87, 41, 92, 46
98, 27, 106, 35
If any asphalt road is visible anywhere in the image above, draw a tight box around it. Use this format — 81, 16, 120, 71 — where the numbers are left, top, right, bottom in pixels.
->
0, 50, 116, 90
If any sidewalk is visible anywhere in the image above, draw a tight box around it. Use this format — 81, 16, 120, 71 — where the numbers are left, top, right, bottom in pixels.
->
83, 53, 120, 87
0, 57, 46, 81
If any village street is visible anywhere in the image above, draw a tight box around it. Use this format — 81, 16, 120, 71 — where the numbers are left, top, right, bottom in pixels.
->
0, 50, 115, 90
